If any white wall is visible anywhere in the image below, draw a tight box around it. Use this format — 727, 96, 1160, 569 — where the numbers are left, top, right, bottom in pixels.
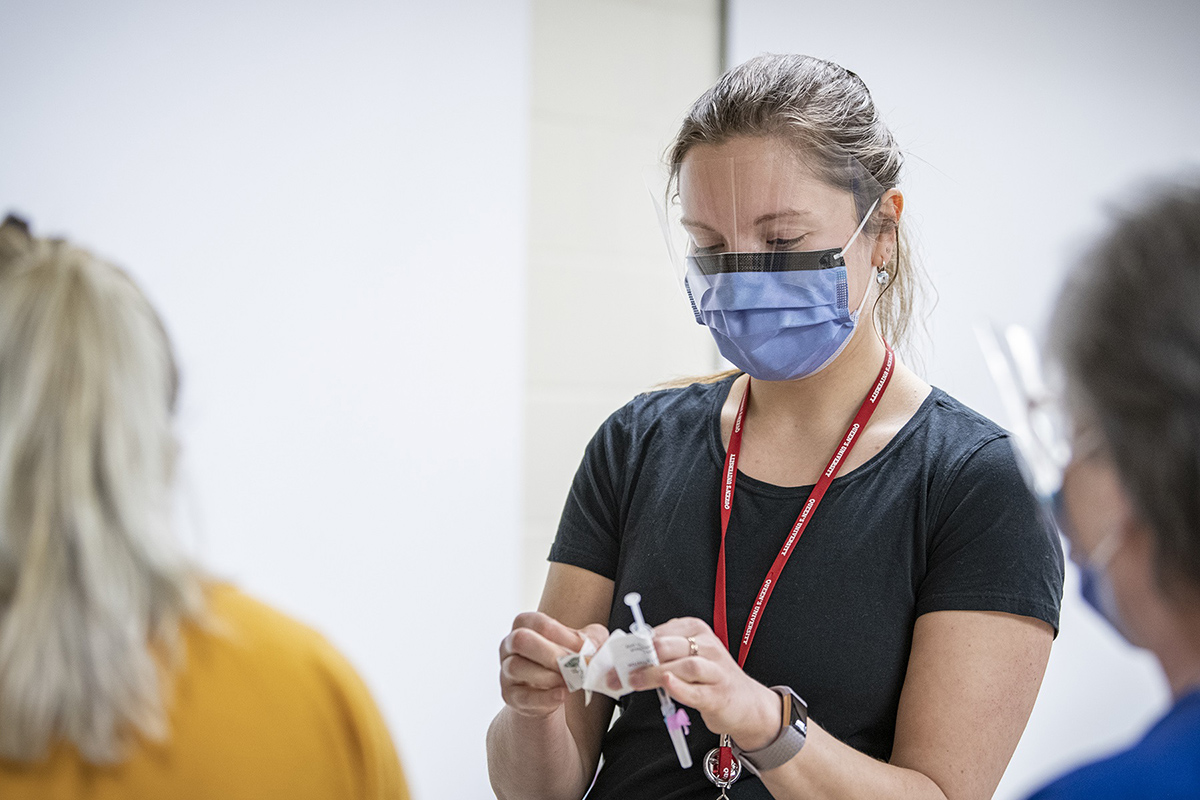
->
728, 0, 1200, 797
0, 3, 529, 798
520, 0, 721, 611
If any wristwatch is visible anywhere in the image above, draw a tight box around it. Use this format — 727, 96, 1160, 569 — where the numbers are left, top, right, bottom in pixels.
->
731, 686, 808, 776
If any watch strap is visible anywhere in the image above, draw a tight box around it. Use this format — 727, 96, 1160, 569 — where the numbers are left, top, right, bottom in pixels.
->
731, 686, 808, 776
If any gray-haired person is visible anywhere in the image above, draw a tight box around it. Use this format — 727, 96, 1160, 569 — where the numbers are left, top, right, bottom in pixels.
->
1026, 180, 1200, 799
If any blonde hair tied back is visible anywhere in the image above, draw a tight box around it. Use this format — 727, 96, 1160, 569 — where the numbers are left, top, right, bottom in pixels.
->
0, 215, 202, 763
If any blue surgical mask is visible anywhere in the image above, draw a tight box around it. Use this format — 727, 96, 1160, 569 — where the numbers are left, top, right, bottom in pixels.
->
1053, 490, 1128, 638
1079, 558, 1126, 637
685, 249, 861, 381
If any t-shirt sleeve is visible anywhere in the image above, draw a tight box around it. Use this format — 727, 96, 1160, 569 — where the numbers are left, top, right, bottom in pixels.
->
917, 434, 1064, 632
547, 406, 630, 580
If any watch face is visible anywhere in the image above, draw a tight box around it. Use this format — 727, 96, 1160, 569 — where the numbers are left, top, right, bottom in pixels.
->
785, 690, 808, 732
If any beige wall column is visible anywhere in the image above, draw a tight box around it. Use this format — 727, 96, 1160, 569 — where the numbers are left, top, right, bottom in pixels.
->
520, 0, 723, 609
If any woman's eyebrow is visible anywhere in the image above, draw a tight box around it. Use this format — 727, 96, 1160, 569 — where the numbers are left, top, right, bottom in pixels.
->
754, 209, 815, 225
680, 209, 815, 231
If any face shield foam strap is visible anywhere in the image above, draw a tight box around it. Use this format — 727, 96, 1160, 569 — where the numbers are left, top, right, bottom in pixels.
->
688, 249, 844, 275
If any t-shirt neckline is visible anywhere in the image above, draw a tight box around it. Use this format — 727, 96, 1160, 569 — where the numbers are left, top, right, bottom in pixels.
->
705, 373, 941, 497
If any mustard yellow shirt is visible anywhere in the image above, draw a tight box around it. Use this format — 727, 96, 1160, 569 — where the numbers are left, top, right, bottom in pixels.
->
0, 584, 410, 800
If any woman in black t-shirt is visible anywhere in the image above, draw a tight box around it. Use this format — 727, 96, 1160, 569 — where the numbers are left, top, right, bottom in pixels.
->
488, 54, 1063, 800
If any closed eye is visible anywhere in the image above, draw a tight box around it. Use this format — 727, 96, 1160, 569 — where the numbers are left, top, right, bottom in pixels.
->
767, 236, 809, 251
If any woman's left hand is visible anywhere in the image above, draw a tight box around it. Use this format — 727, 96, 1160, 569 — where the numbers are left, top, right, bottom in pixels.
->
614, 617, 783, 750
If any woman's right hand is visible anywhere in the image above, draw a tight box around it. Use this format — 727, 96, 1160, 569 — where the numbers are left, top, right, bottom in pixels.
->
499, 612, 609, 719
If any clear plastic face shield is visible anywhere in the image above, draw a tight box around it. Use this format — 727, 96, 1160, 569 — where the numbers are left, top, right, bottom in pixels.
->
977, 324, 1082, 538
980, 325, 1139, 637
648, 137, 888, 381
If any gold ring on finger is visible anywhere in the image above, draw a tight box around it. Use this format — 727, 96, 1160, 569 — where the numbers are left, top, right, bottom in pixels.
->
687, 636, 699, 657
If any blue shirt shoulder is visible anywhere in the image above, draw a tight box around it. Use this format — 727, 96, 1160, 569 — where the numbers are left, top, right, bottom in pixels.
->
1026, 690, 1200, 800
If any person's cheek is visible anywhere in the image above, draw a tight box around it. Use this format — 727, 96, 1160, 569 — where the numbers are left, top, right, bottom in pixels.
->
1064, 461, 1124, 556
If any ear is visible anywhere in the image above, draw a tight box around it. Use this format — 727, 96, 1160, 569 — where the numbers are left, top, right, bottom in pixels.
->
1117, 487, 1156, 558
1106, 474, 1165, 595
871, 189, 904, 268
1097, 466, 1139, 538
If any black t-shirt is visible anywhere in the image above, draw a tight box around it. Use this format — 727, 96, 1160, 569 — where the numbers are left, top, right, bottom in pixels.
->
549, 376, 1064, 800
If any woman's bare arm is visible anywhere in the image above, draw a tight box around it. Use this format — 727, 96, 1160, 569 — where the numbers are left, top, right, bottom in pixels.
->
487, 564, 616, 800
633, 609, 1053, 800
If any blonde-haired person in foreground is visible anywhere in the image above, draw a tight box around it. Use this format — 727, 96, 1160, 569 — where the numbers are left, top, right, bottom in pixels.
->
0, 215, 410, 800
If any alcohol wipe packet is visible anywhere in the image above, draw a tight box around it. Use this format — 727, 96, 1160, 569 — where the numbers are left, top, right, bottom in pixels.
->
555, 636, 596, 692
556, 629, 657, 702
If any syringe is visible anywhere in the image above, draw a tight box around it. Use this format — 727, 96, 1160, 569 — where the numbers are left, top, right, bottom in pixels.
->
624, 592, 693, 769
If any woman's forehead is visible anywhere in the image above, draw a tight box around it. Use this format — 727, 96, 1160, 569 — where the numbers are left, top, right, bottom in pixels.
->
678, 140, 853, 222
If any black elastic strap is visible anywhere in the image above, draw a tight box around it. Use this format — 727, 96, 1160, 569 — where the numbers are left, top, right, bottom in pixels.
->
688, 248, 845, 275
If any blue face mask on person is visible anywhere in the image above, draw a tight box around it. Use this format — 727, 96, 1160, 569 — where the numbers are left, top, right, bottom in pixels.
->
685, 249, 860, 382
1052, 490, 1128, 638
683, 202, 878, 383
1079, 558, 1125, 635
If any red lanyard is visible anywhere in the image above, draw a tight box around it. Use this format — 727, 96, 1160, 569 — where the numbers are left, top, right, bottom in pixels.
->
714, 346, 895, 666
